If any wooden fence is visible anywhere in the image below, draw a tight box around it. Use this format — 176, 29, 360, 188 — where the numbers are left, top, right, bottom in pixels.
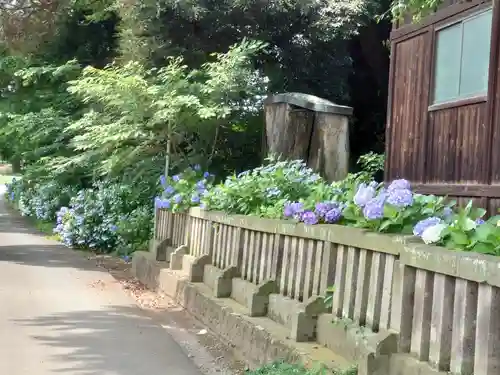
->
155, 207, 500, 375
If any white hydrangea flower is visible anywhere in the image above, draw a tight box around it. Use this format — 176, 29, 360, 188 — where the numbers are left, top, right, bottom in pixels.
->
421, 223, 447, 245
463, 218, 477, 231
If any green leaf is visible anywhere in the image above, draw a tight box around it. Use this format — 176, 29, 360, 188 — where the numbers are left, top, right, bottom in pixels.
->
379, 220, 393, 232
450, 231, 469, 245
472, 242, 495, 255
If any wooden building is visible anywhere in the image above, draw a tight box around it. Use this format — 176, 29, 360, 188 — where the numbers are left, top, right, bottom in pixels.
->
385, 0, 500, 211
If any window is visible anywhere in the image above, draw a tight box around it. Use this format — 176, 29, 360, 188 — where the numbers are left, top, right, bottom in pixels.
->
433, 8, 493, 104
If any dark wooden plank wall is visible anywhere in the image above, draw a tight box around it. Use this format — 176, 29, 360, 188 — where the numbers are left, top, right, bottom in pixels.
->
386, 0, 500, 213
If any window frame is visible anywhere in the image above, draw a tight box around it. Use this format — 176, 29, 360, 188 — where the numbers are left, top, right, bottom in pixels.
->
428, 6, 494, 111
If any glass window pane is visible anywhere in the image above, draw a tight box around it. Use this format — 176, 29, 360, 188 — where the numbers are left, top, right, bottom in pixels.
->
459, 9, 493, 98
434, 24, 462, 104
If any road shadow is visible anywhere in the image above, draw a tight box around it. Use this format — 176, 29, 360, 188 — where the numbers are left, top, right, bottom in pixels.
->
0, 242, 122, 273
14, 305, 203, 375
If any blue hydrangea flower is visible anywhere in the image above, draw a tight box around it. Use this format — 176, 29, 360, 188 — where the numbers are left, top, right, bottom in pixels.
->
442, 207, 453, 219
413, 217, 442, 237
203, 171, 210, 178
354, 183, 376, 208
191, 194, 200, 204
388, 179, 411, 192
173, 194, 182, 204
301, 211, 319, 225
155, 197, 171, 209
265, 187, 281, 198
164, 185, 175, 195
476, 218, 485, 225
173, 175, 181, 182
387, 188, 413, 208
363, 197, 384, 220
160, 175, 166, 186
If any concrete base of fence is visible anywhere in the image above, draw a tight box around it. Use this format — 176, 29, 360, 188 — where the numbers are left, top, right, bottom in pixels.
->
188, 254, 211, 282
203, 265, 238, 298
149, 238, 174, 262
317, 314, 397, 375
132, 251, 356, 374
268, 294, 328, 343
231, 278, 278, 317
388, 354, 446, 375
169, 245, 188, 269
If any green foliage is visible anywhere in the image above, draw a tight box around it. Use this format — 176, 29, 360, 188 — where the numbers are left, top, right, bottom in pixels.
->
389, 0, 444, 22
246, 361, 357, 375
202, 157, 324, 218
58, 39, 266, 180
418, 201, 500, 256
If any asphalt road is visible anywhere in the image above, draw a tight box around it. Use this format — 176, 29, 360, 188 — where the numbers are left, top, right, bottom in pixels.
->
0, 189, 204, 375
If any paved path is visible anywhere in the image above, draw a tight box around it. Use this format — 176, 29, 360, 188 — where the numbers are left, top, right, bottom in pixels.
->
0, 192, 204, 375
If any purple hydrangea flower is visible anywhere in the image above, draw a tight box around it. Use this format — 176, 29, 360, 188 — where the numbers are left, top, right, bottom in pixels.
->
387, 188, 413, 208
363, 197, 384, 220
413, 217, 442, 237
301, 211, 319, 225
284, 202, 304, 219
325, 208, 342, 223
388, 179, 411, 192
164, 185, 175, 195
173, 175, 181, 182
315, 202, 338, 217
203, 171, 210, 178
173, 194, 182, 204
354, 183, 376, 208
476, 218, 485, 225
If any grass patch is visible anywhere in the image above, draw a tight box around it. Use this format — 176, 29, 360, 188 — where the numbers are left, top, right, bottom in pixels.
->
34, 220, 57, 237
246, 362, 357, 375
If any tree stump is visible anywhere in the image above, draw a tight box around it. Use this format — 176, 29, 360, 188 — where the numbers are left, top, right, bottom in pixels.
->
264, 92, 352, 181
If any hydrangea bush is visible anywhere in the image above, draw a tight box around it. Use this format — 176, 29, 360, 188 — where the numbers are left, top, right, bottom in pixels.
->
54, 181, 153, 254
155, 165, 214, 212
411, 201, 500, 255
7, 178, 78, 221
201, 158, 325, 218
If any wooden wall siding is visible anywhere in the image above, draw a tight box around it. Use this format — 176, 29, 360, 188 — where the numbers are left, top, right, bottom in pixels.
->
426, 103, 488, 183
386, 31, 431, 182
387, 0, 500, 213
489, 0, 500, 183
